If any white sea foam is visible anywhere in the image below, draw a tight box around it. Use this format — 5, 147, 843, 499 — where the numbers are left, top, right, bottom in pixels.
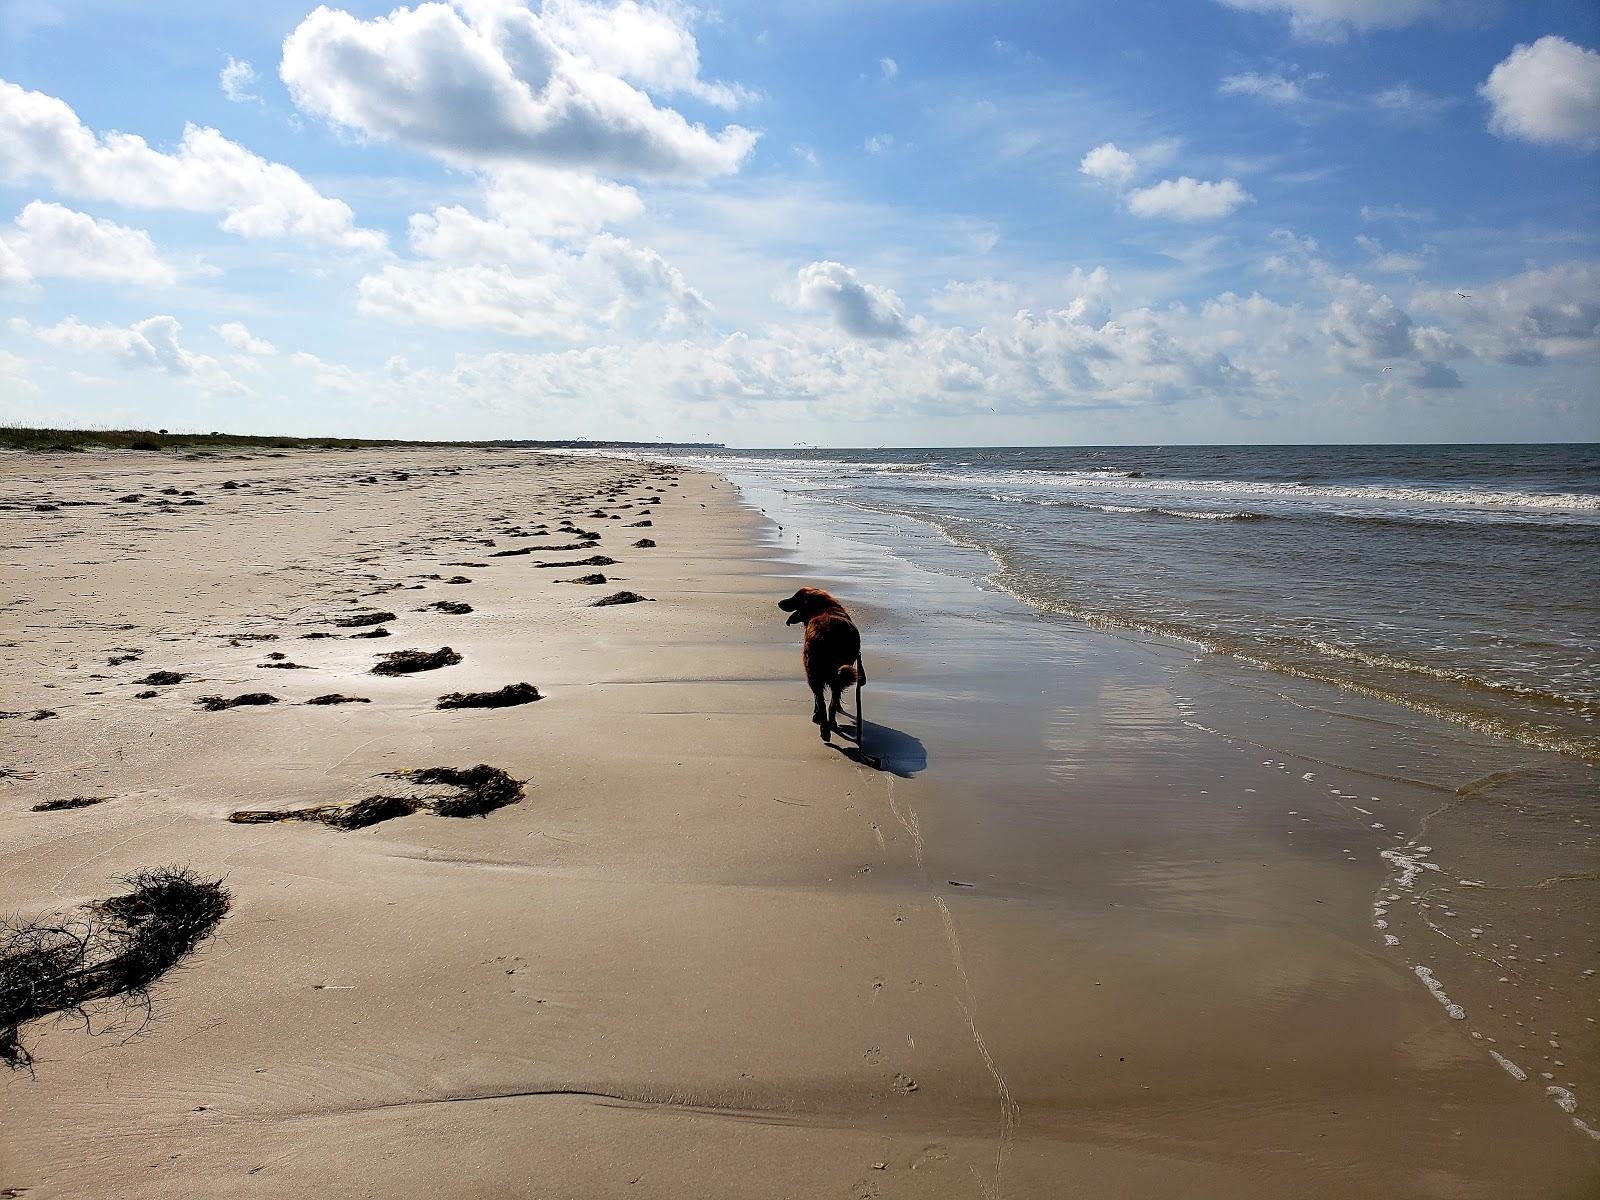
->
1414, 966, 1466, 1019
1382, 846, 1440, 890
835, 462, 1600, 514
1490, 1050, 1528, 1081
1547, 1085, 1579, 1114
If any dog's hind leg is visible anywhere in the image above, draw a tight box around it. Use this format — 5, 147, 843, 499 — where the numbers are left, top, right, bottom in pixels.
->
811, 682, 829, 738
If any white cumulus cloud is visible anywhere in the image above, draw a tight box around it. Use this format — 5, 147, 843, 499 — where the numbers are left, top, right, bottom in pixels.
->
1126, 177, 1253, 221
279, 1, 757, 179
794, 260, 911, 339
359, 232, 710, 340
1413, 262, 1600, 366
0, 79, 385, 252
1480, 35, 1600, 149
1079, 142, 1138, 187
216, 321, 276, 355
0, 201, 181, 286
14, 314, 247, 395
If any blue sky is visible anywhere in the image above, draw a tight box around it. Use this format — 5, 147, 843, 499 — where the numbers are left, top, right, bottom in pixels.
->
1, 0, 1597, 446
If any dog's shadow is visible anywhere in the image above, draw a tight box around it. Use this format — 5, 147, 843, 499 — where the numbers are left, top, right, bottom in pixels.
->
831, 715, 927, 778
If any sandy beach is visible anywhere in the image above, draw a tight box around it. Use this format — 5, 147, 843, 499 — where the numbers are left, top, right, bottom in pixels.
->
2, 447, 1595, 1199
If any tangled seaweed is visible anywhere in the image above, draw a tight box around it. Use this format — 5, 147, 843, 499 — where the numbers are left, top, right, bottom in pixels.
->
398, 766, 524, 817
31, 796, 108, 812
371, 647, 461, 676
229, 764, 523, 830
592, 591, 652, 606
1, 867, 230, 1071
435, 683, 541, 710
195, 693, 278, 711
332, 611, 395, 628
533, 555, 617, 569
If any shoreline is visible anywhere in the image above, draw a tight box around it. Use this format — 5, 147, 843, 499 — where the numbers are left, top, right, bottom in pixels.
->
2, 447, 1595, 1197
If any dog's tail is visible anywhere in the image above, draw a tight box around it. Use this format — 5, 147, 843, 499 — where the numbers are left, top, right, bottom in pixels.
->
836, 656, 865, 689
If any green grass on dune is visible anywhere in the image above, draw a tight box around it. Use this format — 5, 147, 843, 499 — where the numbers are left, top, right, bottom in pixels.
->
0, 426, 725, 454
0, 425, 470, 454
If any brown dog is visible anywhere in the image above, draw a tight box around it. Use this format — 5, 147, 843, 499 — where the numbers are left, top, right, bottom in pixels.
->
777, 586, 865, 742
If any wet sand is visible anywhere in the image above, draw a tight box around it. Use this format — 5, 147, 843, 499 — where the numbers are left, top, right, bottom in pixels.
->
1, 448, 1595, 1198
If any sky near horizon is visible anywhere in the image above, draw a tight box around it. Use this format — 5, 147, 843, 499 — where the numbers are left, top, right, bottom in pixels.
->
1, 0, 1597, 447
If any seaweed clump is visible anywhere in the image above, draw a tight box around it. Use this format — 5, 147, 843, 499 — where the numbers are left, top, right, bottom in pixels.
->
0, 867, 230, 1070
592, 591, 652, 606
228, 764, 523, 830
371, 647, 461, 675
30, 796, 108, 812
397, 766, 524, 817
533, 555, 617, 569
195, 693, 278, 711
435, 683, 541, 710
332, 611, 396, 629
230, 794, 423, 831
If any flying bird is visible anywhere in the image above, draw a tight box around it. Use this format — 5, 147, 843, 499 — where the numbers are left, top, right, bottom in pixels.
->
1381, 365, 1394, 372
1456, 291, 1472, 299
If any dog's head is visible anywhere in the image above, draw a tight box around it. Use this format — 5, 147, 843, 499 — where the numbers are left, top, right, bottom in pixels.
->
777, 586, 833, 626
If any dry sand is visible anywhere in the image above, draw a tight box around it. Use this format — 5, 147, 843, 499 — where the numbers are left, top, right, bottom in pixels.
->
1, 447, 1594, 1198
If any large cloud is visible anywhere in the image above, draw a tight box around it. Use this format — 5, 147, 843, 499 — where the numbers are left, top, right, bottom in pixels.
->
359, 232, 710, 340
0, 201, 182, 286
1414, 262, 1600, 366
1480, 36, 1600, 149
793, 261, 911, 339
12, 314, 248, 395
254, 251, 1599, 430
0, 80, 384, 252
280, 1, 757, 179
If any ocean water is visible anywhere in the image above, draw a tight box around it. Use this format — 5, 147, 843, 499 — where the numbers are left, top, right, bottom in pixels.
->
675, 444, 1600, 762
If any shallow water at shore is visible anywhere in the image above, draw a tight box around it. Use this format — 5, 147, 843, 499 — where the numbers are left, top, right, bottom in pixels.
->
682, 445, 1600, 762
